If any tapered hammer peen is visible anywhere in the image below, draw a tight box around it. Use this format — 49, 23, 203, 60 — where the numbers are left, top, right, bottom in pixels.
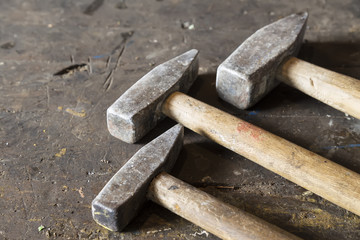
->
216, 12, 360, 119
107, 49, 360, 218
92, 124, 301, 240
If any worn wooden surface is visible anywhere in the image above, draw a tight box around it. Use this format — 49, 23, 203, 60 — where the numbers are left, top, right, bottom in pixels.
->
0, 0, 360, 239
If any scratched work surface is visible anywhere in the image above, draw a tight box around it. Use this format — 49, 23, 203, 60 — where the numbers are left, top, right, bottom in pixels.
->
1, 0, 360, 239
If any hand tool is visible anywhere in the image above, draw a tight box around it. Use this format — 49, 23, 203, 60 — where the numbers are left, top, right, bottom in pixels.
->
92, 124, 301, 240
107, 49, 360, 217
216, 12, 360, 119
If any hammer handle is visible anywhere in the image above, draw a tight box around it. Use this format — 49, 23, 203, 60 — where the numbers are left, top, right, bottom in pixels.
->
277, 57, 360, 119
147, 172, 301, 240
162, 91, 360, 216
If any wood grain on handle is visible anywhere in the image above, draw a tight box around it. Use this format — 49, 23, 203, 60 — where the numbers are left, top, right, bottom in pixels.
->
148, 172, 301, 240
277, 57, 360, 119
162, 92, 360, 216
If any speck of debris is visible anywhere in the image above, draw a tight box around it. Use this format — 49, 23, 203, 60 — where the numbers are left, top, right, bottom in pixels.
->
181, 21, 195, 30
302, 190, 313, 196
190, 230, 209, 237
55, 148, 67, 157
100, 159, 110, 164
38, 225, 45, 232
78, 187, 85, 198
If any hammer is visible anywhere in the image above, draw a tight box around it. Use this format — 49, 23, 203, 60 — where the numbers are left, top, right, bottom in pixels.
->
216, 12, 360, 119
92, 124, 301, 240
107, 49, 360, 217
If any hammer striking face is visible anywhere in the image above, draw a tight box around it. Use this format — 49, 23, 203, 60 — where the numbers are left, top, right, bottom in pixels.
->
107, 49, 199, 143
216, 12, 308, 109
92, 124, 183, 231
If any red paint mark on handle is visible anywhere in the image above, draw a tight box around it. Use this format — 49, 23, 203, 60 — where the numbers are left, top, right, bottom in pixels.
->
237, 121, 262, 141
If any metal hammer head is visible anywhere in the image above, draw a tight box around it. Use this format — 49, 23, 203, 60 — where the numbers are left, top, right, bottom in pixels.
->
92, 124, 184, 231
216, 12, 308, 109
107, 49, 199, 143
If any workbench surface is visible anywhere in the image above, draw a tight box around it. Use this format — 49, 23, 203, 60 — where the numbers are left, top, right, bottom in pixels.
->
1, 1, 360, 239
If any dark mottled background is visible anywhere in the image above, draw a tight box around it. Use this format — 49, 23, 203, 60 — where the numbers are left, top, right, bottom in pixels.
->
1, 0, 360, 239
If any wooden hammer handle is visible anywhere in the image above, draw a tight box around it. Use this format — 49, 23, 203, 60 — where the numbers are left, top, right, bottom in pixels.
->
162, 92, 360, 216
277, 57, 360, 119
147, 172, 301, 240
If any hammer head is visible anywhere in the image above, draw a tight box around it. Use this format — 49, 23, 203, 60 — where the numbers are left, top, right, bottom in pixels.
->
92, 124, 184, 231
216, 12, 308, 109
107, 49, 199, 143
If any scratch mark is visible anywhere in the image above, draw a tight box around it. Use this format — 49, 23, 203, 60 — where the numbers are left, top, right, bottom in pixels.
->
100, 30, 133, 93
103, 70, 114, 89
106, 77, 113, 91
21, 197, 28, 220
46, 85, 50, 108
70, 55, 74, 63
182, 34, 187, 43
53, 63, 88, 77
86, 94, 106, 119
126, 39, 134, 47
323, 144, 360, 150
88, 57, 93, 74
106, 55, 111, 69
114, 45, 125, 70
111, 31, 134, 54
24, 167, 36, 213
